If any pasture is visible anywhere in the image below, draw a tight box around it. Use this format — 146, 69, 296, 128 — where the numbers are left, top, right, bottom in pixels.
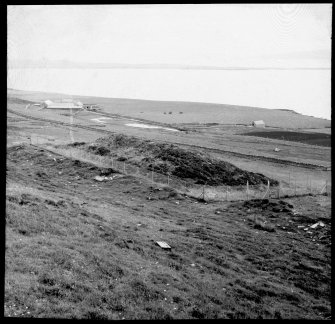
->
6, 89, 331, 319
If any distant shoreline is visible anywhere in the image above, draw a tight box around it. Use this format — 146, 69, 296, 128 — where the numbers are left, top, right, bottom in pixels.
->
7, 88, 331, 122
9, 67, 330, 71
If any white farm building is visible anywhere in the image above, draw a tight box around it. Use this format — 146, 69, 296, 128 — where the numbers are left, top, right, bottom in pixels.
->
252, 120, 265, 128
41, 99, 83, 110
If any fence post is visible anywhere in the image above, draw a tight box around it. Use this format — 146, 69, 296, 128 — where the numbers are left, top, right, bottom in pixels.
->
202, 185, 206, 201
278, 181, 281, 199
326, 180, 328, 194
151, 170, 154, 183
262, 180, 269, 200
246, 181, 249, 200
294, 180, 297, 196
111, 158, 114, 168
226, 186, 228, 201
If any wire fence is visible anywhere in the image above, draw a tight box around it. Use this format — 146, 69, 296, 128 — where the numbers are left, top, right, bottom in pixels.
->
30, 138, 331, 202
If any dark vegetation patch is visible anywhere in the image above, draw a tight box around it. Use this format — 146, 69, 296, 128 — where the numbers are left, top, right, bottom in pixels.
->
243, 199, 294, 213
78, 134, 277, 186
87, 145, 110, 156
242, 130, 331, 147
68, 142, 86, 147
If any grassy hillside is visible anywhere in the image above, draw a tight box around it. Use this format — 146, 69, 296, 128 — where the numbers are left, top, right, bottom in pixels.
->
7, 89, 331, 129
5, 144, 331, 319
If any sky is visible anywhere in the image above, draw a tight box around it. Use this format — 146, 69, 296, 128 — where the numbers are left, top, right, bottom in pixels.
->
7, 4, 332, 68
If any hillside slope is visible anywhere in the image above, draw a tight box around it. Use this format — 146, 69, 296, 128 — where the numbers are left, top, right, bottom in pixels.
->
5, 144, 331, 319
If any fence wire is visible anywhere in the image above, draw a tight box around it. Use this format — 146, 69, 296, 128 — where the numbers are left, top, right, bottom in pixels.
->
31, 139, 331, 202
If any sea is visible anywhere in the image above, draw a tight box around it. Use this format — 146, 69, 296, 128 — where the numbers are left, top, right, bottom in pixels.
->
7, 68, 331, 120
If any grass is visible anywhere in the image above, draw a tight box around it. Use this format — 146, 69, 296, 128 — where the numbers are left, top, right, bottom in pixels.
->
5, 144, 331, 319
248, 215, 276, 232
5, 91, 332, 319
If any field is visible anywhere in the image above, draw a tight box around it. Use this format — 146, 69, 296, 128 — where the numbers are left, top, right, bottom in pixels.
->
241, 130, 331, 147
6, 89, 331, 319
8, 88, 331, 129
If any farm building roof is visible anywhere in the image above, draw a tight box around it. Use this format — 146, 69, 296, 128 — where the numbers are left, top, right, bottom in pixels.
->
42, 100, 83, 109
252, 120, 265, 125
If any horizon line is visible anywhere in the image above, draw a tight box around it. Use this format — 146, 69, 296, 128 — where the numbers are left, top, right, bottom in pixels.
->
8, 66, 331, 71
8, 60, 330, 71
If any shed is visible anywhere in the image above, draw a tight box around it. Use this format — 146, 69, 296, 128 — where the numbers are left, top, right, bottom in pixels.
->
41, 99, 83, 110
252, 120, 265, 128
42, 100, 53, 108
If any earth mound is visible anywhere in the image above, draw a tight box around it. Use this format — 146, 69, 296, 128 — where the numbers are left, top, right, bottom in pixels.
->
77, 134, 278, 186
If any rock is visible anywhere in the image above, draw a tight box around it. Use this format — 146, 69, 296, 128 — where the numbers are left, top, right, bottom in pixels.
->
310, 223, 319, 229
94, 175, 106, 182
156, 241, 171, 250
